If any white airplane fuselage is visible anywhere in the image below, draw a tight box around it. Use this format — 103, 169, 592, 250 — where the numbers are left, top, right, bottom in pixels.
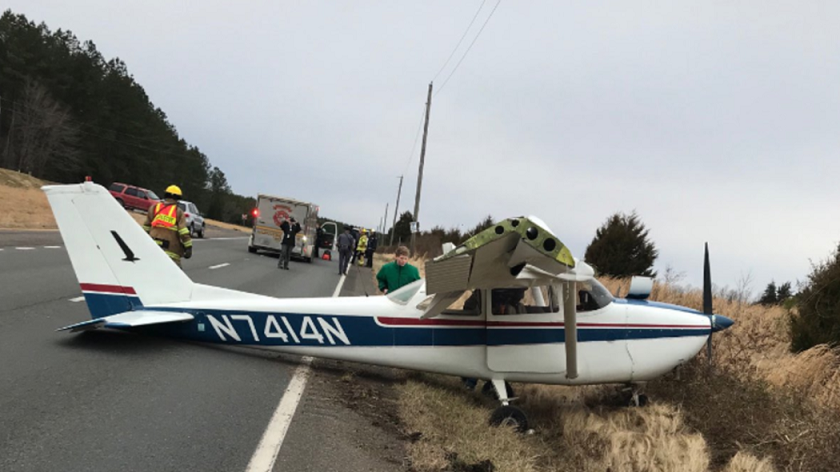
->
83, 281, 712, 385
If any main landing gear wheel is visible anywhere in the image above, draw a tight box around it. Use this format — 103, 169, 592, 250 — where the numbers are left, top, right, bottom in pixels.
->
489, 405, 529, 433
482, 380, 514, 399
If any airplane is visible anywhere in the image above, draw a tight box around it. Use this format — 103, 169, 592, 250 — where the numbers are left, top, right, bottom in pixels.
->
44, 181, 734, 432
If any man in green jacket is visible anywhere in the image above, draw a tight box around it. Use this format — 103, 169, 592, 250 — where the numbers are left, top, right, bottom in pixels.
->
376, 245, 421, 294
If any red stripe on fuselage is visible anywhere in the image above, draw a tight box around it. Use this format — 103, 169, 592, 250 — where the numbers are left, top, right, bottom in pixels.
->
375, 317, 708, 329
80, 283, 137, 295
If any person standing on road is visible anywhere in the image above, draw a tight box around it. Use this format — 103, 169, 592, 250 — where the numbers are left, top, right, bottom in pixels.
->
277, 216, 301, 270
314, 224, 323, 259
376, 245, 421, 294
356, 229, 369, 266
365, 230, 378, 268
337, 227, 355, 276
143, 185, 192, 268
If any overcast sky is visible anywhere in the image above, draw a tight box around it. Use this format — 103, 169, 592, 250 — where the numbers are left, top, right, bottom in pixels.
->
7, 1, 840, 293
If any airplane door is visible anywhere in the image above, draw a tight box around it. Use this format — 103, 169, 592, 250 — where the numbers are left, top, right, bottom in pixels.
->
486, 286, 566, 373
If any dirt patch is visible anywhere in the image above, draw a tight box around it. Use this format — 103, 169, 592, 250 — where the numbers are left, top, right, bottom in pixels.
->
308, 360, 410, 470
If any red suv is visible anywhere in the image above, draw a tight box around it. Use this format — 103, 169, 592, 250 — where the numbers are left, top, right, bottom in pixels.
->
108, 183, 161, 212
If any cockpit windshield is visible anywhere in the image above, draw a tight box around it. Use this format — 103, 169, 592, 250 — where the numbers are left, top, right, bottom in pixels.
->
386, 279, 424, 305
576, 278, 614, 312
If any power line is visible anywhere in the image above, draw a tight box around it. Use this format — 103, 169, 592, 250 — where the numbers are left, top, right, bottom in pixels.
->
435, 0, 503, 97
430, 0, 487, 84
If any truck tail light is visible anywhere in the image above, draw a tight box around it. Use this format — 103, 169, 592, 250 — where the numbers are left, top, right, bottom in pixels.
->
252, 208, 259, 217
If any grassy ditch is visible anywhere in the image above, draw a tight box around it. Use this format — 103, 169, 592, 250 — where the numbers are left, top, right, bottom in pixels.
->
372, 255, 840, 471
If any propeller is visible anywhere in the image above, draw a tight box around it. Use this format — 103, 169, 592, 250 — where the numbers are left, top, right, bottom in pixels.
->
703, 243, 714, 365
704, 242, 735, 366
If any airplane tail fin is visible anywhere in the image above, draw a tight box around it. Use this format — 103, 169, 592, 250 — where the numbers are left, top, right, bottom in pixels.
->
43, 182, 194, 318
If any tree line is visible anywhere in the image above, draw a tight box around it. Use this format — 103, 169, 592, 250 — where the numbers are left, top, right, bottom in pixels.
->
0, 10, 253, 223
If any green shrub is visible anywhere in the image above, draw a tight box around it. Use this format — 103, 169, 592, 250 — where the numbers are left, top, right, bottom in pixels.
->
791, 243, 840, 352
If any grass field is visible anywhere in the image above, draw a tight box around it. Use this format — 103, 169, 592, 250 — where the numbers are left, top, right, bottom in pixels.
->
372, 254, 840, 472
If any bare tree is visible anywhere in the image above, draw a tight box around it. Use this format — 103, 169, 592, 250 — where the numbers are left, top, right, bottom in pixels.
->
733, 270, 754, 306
11, 80, 79, 178
661, 264, 686, 286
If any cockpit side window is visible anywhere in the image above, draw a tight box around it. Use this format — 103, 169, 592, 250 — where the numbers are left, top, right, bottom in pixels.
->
491, 286, 558, 315
576, 279, 614, 312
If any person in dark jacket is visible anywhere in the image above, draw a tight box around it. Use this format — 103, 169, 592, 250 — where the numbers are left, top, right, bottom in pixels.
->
376, 245, 421, 294
336, 227, 355, 275
278, 216, 301, 270
314, 224, 325, 258
365, 230, 378, 268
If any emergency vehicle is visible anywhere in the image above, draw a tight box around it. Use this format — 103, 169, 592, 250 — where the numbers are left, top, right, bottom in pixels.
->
247, 194, 319, 262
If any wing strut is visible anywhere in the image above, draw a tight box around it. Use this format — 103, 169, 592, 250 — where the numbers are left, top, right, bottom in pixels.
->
564, 281, 578, 379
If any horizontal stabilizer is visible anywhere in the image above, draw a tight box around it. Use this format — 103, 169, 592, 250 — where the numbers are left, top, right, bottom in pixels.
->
57, 311, 194, 332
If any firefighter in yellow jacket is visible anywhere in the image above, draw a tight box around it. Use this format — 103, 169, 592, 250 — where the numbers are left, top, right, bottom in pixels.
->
143, 185, 192, 267
356, 229, 369, 266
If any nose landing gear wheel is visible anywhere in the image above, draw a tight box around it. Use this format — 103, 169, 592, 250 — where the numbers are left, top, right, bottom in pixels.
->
489, 405, 529, 433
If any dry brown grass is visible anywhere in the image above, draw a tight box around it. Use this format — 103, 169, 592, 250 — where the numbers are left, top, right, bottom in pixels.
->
399, 373, 778, 472
0, 182, 57, 229
0, 169, 250, 233
392, 266, 840, 471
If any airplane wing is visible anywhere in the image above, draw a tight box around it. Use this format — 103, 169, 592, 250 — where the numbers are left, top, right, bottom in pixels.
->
425, 216, 580, 295
424, 216, 589, 379
57, 310, 194, 332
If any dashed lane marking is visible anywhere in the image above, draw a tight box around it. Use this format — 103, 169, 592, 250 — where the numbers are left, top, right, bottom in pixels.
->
15, 247, 35, 250
245, 274, 346, 472
69, 296, 85, 303
44, 246, 62, 249
209, 263, 230, 270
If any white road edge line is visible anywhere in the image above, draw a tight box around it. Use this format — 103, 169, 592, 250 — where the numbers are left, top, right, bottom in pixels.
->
208, 262, 231, 270
245, 273, 346, 472
69, 296, 85, 303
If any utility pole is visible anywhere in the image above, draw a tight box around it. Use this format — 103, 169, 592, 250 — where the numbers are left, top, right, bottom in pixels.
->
389, 175, 403, 246
410, 82, 433, 256
382, 203, 389, 235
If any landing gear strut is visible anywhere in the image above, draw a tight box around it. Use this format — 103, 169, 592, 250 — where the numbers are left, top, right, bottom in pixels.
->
623, 382, 649, 407
486, 379, 529, 433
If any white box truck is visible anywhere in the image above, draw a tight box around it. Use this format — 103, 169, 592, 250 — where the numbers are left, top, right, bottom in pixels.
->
247, 194, 319, 262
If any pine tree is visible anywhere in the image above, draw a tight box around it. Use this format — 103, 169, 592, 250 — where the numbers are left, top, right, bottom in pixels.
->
584, 212, 658, 278
758, 281, 778, 306
391, 211, 412, 245
776, 282, 793, 304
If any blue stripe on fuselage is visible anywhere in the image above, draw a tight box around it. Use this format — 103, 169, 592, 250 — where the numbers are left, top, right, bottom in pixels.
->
83, 294, 709, 347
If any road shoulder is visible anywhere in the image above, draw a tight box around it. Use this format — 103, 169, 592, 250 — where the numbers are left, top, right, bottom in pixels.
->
272, 266, 409, 472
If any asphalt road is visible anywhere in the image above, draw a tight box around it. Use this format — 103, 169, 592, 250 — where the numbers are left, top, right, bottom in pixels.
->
0, 230, 359, 472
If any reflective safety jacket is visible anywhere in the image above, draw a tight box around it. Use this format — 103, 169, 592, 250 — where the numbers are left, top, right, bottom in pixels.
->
143, 199, 192, 261
357, 235, 368, 252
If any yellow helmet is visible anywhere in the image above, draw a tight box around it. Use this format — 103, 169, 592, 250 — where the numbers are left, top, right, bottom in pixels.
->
165, 185, 182, 197
361, 229, 368, 234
